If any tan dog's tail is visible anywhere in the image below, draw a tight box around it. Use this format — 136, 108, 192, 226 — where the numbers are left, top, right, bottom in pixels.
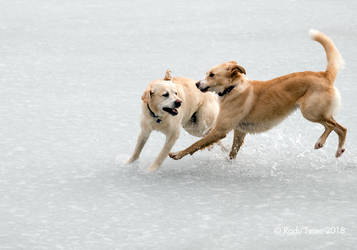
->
309, 29, 344, 82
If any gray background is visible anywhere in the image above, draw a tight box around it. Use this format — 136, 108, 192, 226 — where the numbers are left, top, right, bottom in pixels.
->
0, 0, 356, 249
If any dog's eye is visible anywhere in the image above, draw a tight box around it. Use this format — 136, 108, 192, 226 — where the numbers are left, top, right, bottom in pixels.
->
209, 73, 215, 77
174, 92, 178, 95
162, 93, 169, 97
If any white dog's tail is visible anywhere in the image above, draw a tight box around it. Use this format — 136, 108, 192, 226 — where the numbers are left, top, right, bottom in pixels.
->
309, 29, 344, 83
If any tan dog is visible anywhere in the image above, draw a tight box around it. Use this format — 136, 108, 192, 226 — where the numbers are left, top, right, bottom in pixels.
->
169, 29, 346, 161
127, 70, 220, 171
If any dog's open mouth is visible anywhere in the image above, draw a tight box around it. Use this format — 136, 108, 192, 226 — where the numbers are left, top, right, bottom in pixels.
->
163, 107, 179, 116
199, 86, 210, 92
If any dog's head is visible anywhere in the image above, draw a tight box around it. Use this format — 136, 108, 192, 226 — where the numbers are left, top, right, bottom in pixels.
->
195, 61, 246, 94
142, 79, 182, 117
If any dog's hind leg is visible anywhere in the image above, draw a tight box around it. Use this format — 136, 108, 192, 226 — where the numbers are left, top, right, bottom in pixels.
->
229, 129, 246, 159
148, 132, 180, 171
127, 128, 151, 164
331, 118, 347, 157
300, 95, 346, 157
304, 116, 346, 157
314, 120, 334, 149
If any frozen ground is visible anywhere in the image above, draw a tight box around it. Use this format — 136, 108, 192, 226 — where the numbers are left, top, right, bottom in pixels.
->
1, 0, 357, 249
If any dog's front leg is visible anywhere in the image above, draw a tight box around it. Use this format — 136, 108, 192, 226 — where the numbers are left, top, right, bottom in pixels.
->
148, 132, 180, 171
229, 129, 246, 159
126, 128, 151, 164
169, 127, 229, 160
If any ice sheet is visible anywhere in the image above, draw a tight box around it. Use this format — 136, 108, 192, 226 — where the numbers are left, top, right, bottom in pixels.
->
0, 0, 356, 249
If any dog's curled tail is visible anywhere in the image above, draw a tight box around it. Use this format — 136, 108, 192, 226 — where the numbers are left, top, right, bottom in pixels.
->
309, 29, 344, 82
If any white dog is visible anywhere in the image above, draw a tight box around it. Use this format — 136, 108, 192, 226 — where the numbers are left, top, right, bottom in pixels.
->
127, 70, 220, 171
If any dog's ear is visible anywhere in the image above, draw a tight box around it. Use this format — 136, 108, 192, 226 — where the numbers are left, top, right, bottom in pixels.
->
164, 69, 172, 81
230, 64, 246, 76
141, 88, 153, 103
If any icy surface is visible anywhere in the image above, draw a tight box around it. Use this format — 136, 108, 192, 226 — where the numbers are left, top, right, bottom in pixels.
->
1, 0, 357, 249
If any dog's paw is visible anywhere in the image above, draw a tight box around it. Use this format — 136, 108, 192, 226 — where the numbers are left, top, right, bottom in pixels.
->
169, 151, 184, 160
335, 148, 345, 158
229, 151, 237, 160
314, 142, 324, 149
125, 157, 137, 165
147, 164, 160, 172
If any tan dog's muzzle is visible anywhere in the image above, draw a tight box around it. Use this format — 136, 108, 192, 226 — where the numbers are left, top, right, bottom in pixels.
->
195, 80, 209, 92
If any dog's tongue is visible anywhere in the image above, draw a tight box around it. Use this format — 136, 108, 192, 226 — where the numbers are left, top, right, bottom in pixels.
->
163, 107, 179, 116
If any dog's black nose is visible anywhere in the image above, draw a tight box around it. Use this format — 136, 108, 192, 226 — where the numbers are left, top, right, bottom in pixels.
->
174, 100, 182, 108
195, 81, 201, 89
